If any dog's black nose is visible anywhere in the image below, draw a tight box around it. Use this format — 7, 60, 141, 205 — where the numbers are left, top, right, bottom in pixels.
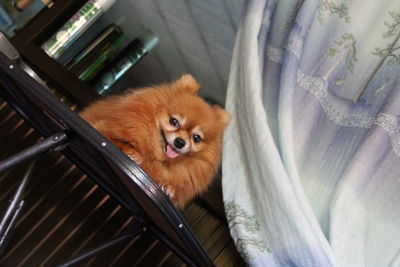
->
174, 138, 186, 149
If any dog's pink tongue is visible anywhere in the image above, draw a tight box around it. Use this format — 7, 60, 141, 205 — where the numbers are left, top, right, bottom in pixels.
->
166, 144, 180, 159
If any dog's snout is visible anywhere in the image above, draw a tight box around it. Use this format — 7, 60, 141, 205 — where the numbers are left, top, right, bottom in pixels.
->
174, 138, 186, 149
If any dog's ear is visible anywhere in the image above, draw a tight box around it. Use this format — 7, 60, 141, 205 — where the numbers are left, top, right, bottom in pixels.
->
213, 105, 231, 129
173, 74, 200, 94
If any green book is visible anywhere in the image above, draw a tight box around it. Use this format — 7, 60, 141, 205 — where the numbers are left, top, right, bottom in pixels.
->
66, 24, 124, 82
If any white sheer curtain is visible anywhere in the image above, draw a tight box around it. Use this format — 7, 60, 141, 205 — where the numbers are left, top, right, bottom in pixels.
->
222, 0, 400, 266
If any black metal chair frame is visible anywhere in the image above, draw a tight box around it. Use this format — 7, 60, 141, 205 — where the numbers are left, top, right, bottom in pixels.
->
0, 49, 214, 266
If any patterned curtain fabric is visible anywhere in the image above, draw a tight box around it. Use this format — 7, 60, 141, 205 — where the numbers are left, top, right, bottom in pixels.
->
222, 0, 400, 266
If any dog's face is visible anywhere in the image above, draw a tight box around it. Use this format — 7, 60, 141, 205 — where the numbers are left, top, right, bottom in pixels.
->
159, 113, 204, 159
155, 75, 231, 161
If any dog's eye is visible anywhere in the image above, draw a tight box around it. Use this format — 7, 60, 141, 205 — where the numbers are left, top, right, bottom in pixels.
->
169, 117, 180, 128
193, 134, 202, 143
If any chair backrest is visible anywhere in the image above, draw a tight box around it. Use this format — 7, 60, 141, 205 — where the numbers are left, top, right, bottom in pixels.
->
0, 51, 214, 266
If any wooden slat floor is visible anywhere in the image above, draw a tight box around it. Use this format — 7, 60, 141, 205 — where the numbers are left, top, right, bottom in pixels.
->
0, 100, 245, 266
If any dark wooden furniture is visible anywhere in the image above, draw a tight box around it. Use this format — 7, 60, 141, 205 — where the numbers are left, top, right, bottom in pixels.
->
11, 0, 99, 107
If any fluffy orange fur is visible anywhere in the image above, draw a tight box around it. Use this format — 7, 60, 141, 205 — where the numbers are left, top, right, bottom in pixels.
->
80, 75, 231, 207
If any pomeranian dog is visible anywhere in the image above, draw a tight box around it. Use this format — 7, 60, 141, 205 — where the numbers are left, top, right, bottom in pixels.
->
80, 75, 231, 207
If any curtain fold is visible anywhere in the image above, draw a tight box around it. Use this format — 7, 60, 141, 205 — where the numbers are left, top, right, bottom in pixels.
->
222, 0, 400, 266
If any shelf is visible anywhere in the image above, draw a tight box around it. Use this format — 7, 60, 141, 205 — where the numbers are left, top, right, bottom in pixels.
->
11, 0, 99, 107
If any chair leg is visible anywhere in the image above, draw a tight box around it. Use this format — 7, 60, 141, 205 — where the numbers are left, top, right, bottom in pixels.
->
58, 219, 144, 267
0, 200, 24, 255
0, 159, 37, 255
0, 132, 67, 173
